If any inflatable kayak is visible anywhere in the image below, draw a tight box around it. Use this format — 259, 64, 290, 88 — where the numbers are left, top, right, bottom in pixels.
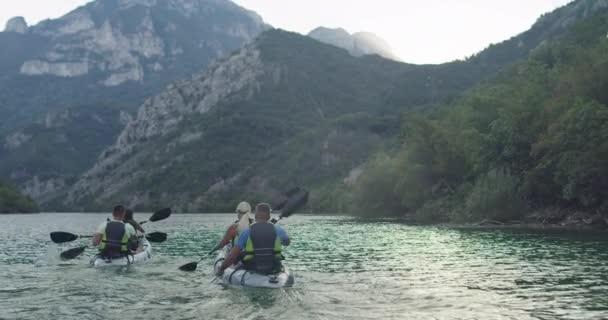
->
213, 245, 295, 288
89, 238, 152, 267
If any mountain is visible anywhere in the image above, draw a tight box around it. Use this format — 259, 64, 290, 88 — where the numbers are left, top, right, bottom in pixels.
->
61, 28, 528, 212
0, 0, 268, 205
0, 181, 38, 213
0, 0, 268, 130
0, 106, 127, 204
346, 2, 608, 223
308, 27, 399, 60
4, 0, 606, 212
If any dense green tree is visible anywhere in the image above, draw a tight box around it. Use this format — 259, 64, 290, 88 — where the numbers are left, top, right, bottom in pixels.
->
0, 181, 38, 213
347, 8, 608, 222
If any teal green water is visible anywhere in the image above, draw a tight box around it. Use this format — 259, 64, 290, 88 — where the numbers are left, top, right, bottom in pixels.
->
1, 213, 608, 319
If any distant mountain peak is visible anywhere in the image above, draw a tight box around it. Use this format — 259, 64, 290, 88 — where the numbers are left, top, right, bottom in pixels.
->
308, 26, 399, 61
4, 16, 28, 34
17, 0, 267, 85
0, 0, 269, 131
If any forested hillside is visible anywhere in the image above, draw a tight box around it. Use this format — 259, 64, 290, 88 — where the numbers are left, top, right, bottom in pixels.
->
345, 10, 608, 224
0, 181, 38, 213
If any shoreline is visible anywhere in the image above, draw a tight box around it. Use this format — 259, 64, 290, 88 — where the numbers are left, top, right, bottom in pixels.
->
449, 222, 608, 232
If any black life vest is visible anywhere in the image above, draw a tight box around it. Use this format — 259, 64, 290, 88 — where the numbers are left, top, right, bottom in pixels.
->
242, 222, 283, 274
99, 221, 129, 258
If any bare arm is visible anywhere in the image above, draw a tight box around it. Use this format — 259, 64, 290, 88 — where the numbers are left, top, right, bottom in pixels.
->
215, 225, 237, 250
219, 246, 242, 273
132, 221, 145, 233
92, 233, 102, 246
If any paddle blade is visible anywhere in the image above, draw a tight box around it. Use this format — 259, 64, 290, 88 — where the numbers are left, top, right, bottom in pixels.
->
274, 187, 302, 211
60, 246, 87, 260
280, 189, 309, 218
50, 231, 79, 244
149, 208, 172, 222
285, 187, 302, 197
145, 232, 167, 243
179, 262, 198, 272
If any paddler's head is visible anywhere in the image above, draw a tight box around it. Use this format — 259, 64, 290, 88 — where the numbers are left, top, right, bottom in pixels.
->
124, 208, 134, 221
236, 201, 251, 220
112, 205, 126, 220
254, 203, 272, 222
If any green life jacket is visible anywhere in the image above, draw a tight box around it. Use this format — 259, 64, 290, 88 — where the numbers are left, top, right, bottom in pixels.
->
99, 221, 129, 258
242, 222, 283, 274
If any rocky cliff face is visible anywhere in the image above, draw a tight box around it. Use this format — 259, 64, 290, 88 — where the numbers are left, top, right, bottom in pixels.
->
4, 17, 28, 34
308, 27, 399, 60
19, 0, 266, 85
62, 29, 499, 211
0, 0, 269, 130
0, 0, 269, 204
66, 41, 265, 206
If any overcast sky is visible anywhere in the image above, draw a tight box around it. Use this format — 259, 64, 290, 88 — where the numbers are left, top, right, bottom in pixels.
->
1, 0, 574, 64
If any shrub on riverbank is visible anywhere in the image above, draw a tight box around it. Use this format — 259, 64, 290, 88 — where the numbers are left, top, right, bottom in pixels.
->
0, 181, 38, 213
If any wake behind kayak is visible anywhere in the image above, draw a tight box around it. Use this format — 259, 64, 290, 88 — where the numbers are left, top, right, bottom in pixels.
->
213, 245, 295, 288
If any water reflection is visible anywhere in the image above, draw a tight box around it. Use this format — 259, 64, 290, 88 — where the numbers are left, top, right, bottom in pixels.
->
1, 213, 608, 319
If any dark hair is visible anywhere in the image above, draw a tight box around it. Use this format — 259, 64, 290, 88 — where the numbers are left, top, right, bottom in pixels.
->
113, 205, 125, 215
255, 203, 271, 215
124, 209, 134, 221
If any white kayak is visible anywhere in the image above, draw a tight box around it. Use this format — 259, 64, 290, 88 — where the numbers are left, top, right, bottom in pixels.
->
213, 245, 295, 288
90, 238, 153, 267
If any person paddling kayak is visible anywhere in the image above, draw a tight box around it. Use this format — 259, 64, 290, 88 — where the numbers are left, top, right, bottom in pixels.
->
217, 203, 290, 276
124, 208, 145, 234
213, 202, 253, 251
92, 205, 138, 259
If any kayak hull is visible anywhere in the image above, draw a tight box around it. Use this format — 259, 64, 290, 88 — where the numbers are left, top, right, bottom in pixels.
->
213, 245, 295, 288
90, 239, 152, 267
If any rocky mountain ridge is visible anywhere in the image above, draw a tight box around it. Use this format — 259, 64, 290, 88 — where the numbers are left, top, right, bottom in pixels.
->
308, 27, 399, 60
2, 0, 607, 211
0, 0, 268, 130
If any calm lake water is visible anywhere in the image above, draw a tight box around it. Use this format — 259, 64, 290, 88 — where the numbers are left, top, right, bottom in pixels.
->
1, 213, 608, 320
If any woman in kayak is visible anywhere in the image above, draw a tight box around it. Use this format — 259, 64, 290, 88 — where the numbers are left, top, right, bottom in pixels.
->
213, 201, 252, 251
124, 208, 145, 234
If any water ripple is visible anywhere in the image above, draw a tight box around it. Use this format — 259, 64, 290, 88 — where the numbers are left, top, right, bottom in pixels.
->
1, 214, 608, 319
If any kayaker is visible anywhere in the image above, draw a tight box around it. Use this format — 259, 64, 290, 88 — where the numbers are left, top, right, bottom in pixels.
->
213, 201, 252, 251
124, 208, 145, 234
217, 203, 290, 275
92, 205, 138, 259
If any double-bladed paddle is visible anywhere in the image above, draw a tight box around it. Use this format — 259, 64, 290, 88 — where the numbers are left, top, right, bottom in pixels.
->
52, 207, 171, 260
178, 188, 309, 272
60, 246, 88, 260
57, 232, 168, 260
139, 207, 172, 225
50, 208, 172, 244
178, 249, 218, 272
272, 188, 309, 223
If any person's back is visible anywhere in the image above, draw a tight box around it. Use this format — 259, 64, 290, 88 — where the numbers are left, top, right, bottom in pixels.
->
93, 205, 137, 259
241, 220, 285, 274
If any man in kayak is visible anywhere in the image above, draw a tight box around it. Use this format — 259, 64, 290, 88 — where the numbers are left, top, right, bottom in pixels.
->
217, 203, 290, 275
92, 205, 138, 259
213, 201, 252, 251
